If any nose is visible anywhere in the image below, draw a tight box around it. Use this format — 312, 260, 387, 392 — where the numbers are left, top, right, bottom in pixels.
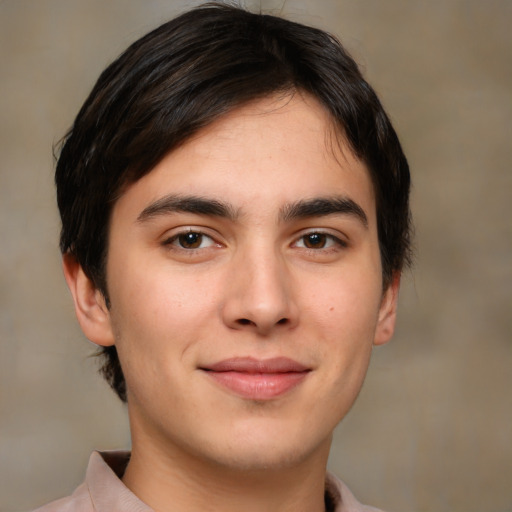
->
221, 249, 299, 336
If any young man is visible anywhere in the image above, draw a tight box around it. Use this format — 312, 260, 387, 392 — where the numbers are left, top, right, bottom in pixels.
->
37, 3, 411, 511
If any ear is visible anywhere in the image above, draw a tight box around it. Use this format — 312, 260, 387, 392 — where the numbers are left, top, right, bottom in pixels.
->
373, 272, 401, 346
62, 253, 115, 347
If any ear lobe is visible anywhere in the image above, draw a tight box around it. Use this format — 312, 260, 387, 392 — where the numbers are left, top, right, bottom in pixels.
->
62, 253, 115, 347
373, 272, 401, 346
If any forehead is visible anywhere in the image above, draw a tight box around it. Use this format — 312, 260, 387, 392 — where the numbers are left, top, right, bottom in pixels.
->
113, 92, 375, 221
184, 93, 352, 170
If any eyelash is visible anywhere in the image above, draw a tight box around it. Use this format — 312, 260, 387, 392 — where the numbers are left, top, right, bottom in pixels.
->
162, 229, 218, 251
162, 229, 347, 253
293, 231, 348, 251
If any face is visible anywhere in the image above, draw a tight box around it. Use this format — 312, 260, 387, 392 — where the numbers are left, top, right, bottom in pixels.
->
68, 93, 398, 472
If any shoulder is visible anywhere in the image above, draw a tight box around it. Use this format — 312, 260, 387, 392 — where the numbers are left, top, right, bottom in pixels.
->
326, 472, 386, 512
30, 483, 92, 512
29, 451, 150, 512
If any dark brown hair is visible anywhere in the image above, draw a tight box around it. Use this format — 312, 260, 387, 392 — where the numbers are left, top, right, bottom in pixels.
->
56, 3, 412, 402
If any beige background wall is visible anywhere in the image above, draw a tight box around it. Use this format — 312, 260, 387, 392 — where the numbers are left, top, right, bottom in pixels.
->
1, 1, 511, 511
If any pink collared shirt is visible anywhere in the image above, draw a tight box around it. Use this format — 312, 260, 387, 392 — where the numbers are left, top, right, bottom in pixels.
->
32, 451, 383, 512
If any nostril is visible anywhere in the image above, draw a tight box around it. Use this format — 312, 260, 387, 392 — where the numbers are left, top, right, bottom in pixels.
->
233, 317, 291, 330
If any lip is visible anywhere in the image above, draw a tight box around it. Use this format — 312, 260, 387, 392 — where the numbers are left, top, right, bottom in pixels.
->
200, 357, 311, 400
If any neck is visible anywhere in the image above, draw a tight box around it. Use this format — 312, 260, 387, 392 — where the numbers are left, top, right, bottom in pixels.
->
122, 431, 331, 512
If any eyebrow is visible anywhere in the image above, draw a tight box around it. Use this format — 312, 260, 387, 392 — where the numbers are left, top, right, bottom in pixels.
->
137, 193, 368, 228
137, 194, 239, 223
280, 197, 368, 227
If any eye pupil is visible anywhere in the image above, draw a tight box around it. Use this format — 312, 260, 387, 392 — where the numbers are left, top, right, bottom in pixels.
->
304, 233, 326, 248
179, 232, 202, 248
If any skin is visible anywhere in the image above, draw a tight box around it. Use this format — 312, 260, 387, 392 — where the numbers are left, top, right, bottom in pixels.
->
64, 93, 399, 512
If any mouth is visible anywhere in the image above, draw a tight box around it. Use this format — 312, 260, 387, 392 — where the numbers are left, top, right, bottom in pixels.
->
199, 357, 311, 400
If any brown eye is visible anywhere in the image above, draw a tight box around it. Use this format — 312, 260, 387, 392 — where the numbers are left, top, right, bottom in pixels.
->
294, 232, 346, 251
177, 232, 204, 249
164, 230, 217, 251
302, 233, 328, 248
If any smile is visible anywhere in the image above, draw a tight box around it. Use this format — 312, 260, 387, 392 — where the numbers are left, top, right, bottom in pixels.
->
200, 357, 311, 400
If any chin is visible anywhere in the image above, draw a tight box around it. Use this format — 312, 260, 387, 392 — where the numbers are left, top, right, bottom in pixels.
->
209, 447, 310, 473
200, 426, 332, 473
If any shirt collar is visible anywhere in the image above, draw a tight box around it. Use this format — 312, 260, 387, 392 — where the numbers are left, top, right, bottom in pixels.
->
86, 450, 372, 512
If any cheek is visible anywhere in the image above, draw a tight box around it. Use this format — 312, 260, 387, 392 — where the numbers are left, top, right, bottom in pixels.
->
305, 270, 382, 341
107, 265, 221, 374
302, 269, 383, 405
112, 262, 216, 324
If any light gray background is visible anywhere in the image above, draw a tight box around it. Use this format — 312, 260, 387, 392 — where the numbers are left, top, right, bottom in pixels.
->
1, 1, 511, 511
